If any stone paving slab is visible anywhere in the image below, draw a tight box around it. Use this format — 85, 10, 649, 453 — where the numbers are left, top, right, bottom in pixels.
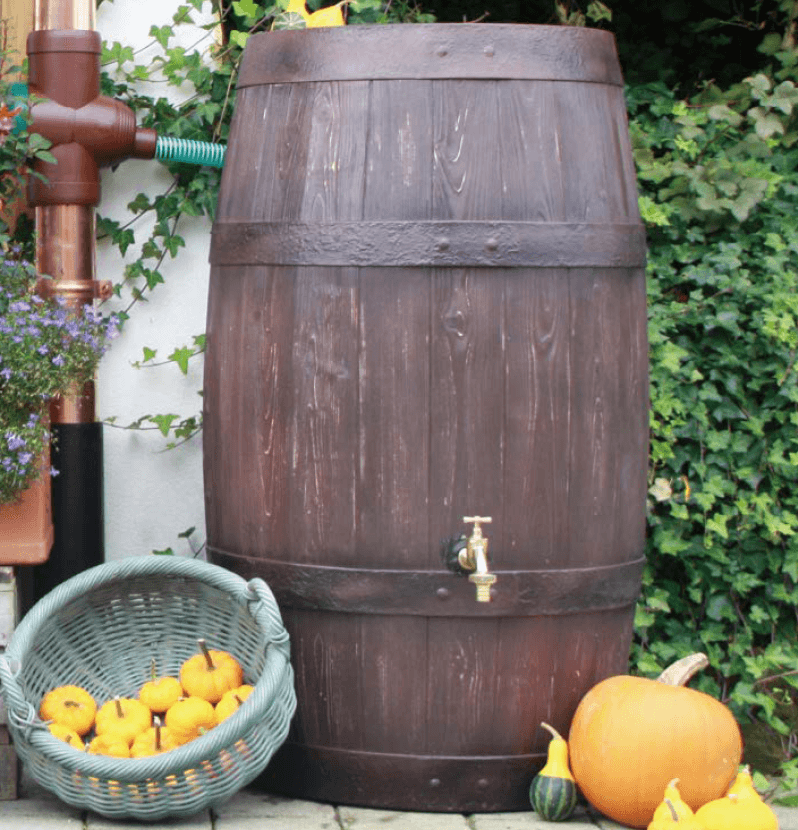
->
471, 805, 597, 828
338, 805, 471, 830
215, 789, 339, 830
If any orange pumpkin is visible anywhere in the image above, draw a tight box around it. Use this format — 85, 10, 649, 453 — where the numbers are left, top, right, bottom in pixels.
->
568, 653, 742, 829
180, 639, 243, 704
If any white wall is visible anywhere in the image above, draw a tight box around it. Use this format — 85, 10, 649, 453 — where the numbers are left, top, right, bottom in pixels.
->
95, 0, 216, 560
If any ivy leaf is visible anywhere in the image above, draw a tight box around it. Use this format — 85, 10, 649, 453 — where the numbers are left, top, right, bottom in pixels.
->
149, 414, 179, 437
168, 346, 194, 375
149, 25, 173, 49
230, 30, 251, 49
233, 0, 260, 17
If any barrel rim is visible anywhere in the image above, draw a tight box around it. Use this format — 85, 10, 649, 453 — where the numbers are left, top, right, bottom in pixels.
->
237, 22, 624, 87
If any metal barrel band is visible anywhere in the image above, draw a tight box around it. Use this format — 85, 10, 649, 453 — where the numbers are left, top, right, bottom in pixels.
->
210, 220, 647, 269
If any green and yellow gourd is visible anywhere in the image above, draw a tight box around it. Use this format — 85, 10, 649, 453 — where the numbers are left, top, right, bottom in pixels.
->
529, 722, 578, 821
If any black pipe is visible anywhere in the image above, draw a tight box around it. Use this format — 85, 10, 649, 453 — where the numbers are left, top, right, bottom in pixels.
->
19, 423, 104, 610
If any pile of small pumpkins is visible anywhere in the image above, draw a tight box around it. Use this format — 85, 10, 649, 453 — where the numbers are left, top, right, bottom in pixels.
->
528, 652, 780, 829
39, 639, 252, 759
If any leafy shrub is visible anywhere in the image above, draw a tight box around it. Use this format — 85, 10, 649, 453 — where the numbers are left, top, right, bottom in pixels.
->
629, 31, 798, 791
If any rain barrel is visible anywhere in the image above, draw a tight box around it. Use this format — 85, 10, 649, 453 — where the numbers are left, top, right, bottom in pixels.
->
204, 23, 648, 813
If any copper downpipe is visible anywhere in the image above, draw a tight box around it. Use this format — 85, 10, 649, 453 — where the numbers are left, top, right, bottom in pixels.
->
34, 0, 97, 424
34, 0, 95, 34
26, 0, 102, 602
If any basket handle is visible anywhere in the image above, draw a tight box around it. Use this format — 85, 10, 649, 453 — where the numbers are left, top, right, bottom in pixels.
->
246, 577, 290, 651
0, 654, 40, 737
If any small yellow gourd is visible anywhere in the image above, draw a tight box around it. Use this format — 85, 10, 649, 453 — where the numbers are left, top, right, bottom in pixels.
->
214, 684, 254, 724
693, 792, 778, 830
529, 722, 578, 821
164, 696, 216, 744
647, 798, 703, 829
87, 733, 132, 758
306, 0, 347, 28
139, 659, 183, 714
39, 685, 97, 736
130, 717, 180, 757
651, 779, 694, 823
180, 639, 243, 704
95, 696, 152, 745
726, 764, 761, 801
47, 722, 85, 750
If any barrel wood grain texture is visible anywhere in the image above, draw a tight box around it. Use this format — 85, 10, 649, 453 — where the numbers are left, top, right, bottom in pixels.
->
204, 24, 648, 812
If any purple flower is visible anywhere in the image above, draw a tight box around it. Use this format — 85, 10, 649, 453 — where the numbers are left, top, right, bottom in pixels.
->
49, 466, 60, 477
6, 434, 26, 451
17, 451, 33, 466
0, 368, 12, 381
52, 354, 65, 367
37, 345, 49, 355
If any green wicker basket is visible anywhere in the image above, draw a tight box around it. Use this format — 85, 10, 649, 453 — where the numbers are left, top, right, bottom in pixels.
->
0, 555, 296, 820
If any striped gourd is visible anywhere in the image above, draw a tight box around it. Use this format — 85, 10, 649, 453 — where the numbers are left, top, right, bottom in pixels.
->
529, 722, 578, 822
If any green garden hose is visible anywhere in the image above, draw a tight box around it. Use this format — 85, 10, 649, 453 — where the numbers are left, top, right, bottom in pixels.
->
155, 135, 226, 168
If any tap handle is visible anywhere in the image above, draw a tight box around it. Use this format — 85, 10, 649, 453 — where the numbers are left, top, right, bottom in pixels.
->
463, 516, 492, 535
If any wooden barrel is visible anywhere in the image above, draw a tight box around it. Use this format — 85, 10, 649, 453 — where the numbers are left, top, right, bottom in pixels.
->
204, 23, 648, 812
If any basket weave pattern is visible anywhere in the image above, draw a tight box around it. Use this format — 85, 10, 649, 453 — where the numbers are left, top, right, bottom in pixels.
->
0, 556, 296, 820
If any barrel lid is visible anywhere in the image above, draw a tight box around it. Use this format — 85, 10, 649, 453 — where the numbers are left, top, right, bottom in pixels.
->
237, 23, 624, 88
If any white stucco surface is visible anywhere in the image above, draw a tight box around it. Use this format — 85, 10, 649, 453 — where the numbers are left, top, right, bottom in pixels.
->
94, 0, 216, 560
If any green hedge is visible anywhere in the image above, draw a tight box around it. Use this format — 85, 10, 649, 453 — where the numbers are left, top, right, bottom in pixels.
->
628, 46, 798, 790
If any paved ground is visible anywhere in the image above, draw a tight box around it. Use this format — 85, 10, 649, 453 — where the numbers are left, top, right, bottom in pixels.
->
1, 770, 797, 830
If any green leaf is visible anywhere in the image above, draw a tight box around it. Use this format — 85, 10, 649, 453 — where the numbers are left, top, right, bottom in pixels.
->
168, 346, 194, 375
233, 0, 260, 17
150, 414, 179, 436
230, 30, 251, 49
149, 25, 173, 49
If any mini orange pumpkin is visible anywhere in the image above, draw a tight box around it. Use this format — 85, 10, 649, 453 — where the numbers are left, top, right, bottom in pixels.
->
568, 653, 742, 829
39, 685, 97, 736
87, 733, 132, 758
180, 639, 243, 704
95, 697, 152, 745
139, 659, 183, 714
164, 696, 216, 745
130, 717, 180, 757
48, 722, 85, 750
214, 684, 254, 724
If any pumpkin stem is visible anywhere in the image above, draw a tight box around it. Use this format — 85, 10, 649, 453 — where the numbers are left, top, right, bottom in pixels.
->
197, 638, 216, 670
114, 696, 124, 719
656, 653, 709, 686
667, 778, 680, 788
154, 716, 162, 751
540, 722, 565, 741
150, 657, 157, 683
664, 799, 678, 822
234, 694, 244, 707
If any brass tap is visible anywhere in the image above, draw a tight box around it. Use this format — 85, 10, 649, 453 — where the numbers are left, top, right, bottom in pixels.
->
458, 516, 496, 602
